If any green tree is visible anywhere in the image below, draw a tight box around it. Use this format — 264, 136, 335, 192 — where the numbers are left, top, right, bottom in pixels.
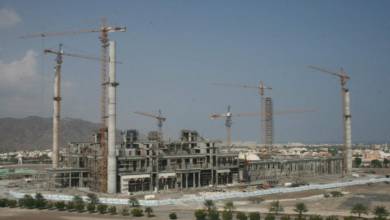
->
195, 209, 208, 220
354, 157, 362, 167
269, 200, 284, 215
222, 210, 233, 220
265, 214, 276, 220
373, 206, 389, 220
294, 202, 308, 219
330, 191, 343, 197
249, 212, 261, 220
86, 203, 95, 213
237, 211, 248, 220
72, 195, 85, 212
34, 193, 47, 209
204, 200, 216, 213
121, 207, 130, 216
19, 194, 35, 209
325, 216, 338, 220
0, 199, 8, 207
208, 209, 220, 220
224, 201, 235, 212
7, 199, 18, 208
281, 215, 292, 220
97, 204, 107, 214
351, 203, 368, 218
384, 158, 390, 168
7, 200, 17, 208
309, 215, 323, 220
108, 206, 117, 215
131, 207, 144, 217
371, 159, 382, 168
145, 207, 154, 217
129, 197, 140, 207
169, 212, 178, 219
87, 193, 99, 205
54, 201, 65, 210
66, 201, 74, 211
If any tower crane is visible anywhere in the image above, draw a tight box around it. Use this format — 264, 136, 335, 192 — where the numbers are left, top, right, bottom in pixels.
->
307, 65, 352, 176
210, 106, 316, 148
134, 110, 166, 141
133, 110, 166, 193
210, 105, 233, 146
21, 18, 126, 192
212, 81, 272, 146
44, 44, 117, 170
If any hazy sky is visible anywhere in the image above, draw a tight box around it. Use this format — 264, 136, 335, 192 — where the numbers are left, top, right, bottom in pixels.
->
0, 0, 390, 143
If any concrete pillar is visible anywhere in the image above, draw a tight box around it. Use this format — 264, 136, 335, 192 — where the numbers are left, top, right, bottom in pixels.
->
343, 89, 352, 176
107, 41, 118, 193
193, 173, 196, 188
185, 173, 188, 189
52, 44, 63, 169
198, 172, 201, 187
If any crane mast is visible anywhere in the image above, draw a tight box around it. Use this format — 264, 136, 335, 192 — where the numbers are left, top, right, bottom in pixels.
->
52, 44, 63, 169
210, 107, 316, 148
212, 81, 272, 149
44, 44, 117, 170
21, 19, 126, 192
308, 65, 352, 176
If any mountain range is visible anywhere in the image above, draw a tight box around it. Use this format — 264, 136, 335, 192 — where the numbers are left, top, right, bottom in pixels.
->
0, 116, 100, 152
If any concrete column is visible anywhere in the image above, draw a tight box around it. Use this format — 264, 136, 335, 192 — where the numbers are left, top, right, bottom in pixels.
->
343, 89, 352, 176
185, 173, 188, 189
107, 41, 118, 193
198, 172, 201, 187
193, 173, 196, 188
52, 44, 63, 169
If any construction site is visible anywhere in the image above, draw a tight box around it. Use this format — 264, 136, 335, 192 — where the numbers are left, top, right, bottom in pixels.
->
10, 19, 355, 196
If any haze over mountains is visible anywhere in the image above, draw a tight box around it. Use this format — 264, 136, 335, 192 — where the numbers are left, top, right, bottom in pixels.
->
0, 116, 100, 152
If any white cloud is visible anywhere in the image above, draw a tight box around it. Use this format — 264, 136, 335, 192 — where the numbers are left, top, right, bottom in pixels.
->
0, 50, 39, 89
0, 8, 21, 28
0, 50, 76, 117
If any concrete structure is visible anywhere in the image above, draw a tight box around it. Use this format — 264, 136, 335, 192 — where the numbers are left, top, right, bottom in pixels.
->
52, 44, 63, 169
343, 88, 352, 176
107, 41, 118, 193
53, 129, 343, 193
263, 97, 273, 150
308, 65, 352, 176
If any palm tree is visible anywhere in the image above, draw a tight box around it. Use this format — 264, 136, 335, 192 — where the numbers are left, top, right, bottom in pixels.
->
269, 200, 284, 215
351, 203, 368, 218
294, 202, 308, 219
373, 206, 389, 220
86, 193, 99, 205
204, 200, 216, 213
224, 201, 235, 212
145, 206, 153, 217
128, 197, 139, 207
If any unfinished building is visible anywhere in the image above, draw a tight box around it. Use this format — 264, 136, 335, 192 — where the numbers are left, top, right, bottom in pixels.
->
51, 129, 343, 194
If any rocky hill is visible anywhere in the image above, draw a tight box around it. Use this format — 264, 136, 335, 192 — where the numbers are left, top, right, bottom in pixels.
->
0, 116, 100, 152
